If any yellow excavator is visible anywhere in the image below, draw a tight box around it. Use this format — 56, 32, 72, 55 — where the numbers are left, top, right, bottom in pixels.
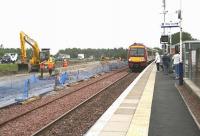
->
18, 31, 54, 72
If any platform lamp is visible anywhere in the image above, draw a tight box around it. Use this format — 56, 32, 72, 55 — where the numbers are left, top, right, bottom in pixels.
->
179, 0, 183, 85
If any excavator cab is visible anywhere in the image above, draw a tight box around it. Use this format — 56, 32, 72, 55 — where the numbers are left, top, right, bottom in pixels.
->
40, 48, 50, 62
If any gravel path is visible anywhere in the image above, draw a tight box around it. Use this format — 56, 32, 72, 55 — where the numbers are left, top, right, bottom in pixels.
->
0, 68, 129, 136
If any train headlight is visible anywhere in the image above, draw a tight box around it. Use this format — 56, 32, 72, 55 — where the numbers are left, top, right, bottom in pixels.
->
140, 58, 145, 61
128, 58, 131, 61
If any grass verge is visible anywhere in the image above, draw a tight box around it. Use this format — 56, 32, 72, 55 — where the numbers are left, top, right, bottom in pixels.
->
0, 64, 18, 72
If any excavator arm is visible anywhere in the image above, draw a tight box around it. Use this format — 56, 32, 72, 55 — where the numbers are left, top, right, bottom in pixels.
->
20, 32, 27, 64
19, 31, 41, 72
20, 31, 40, 65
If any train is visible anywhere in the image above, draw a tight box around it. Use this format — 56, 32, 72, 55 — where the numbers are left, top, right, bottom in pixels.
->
128, 43, 156, 71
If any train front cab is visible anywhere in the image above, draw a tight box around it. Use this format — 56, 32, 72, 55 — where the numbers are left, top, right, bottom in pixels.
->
128, 45, 148, 72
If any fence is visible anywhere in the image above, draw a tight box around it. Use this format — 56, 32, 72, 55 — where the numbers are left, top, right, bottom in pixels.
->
55, 60, 127, 86
0, 60, 127, 107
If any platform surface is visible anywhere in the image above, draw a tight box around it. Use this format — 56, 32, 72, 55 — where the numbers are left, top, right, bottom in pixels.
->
86, 63, 200, 136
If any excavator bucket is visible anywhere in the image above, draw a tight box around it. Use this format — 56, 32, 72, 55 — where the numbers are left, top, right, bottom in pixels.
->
18, 64, 29, 72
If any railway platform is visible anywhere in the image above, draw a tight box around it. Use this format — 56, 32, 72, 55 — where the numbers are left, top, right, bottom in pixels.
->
86, 63, 200, 136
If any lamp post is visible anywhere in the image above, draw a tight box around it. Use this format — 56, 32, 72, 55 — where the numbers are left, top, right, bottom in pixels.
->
179, 0, 183, 85
162, 0, 168, 53
169, 20, 172, 54
179, 0, 182, 62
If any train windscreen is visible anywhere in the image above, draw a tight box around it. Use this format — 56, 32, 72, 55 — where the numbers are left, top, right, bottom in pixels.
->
129, 48, 144, 56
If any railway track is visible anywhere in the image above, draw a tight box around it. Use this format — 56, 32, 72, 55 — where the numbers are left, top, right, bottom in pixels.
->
32, 72, 129, 135
0, 67, 130, 136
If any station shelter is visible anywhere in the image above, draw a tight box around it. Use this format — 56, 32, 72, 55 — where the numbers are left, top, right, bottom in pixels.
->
170, 41, 200, 88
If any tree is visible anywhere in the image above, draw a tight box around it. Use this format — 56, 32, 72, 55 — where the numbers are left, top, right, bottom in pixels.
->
171, 32, 197, 45
56, 47, 128, 60
153, 47, 162, 54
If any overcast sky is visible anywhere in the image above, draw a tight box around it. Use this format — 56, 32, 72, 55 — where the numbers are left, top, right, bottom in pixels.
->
0, 0, 199, 54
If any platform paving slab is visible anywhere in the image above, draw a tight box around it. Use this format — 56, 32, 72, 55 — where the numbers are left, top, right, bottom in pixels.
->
99, 132, 126, 136
109, 115, 132, 122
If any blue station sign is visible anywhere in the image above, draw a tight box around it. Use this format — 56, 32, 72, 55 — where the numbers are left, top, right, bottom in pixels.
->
161, 22, 179, 28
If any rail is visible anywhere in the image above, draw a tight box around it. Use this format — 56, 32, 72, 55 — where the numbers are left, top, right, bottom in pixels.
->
0, 67, 128, 127
32, 71, 129, 136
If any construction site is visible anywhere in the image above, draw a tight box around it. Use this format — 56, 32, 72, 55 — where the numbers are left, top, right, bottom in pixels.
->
0, 31, 128, 108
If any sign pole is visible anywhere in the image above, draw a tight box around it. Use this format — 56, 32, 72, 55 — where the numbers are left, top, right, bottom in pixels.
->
179, 0, 183, 85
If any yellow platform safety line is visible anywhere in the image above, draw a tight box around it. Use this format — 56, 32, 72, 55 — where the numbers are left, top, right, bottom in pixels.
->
126, 66, 156, 136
